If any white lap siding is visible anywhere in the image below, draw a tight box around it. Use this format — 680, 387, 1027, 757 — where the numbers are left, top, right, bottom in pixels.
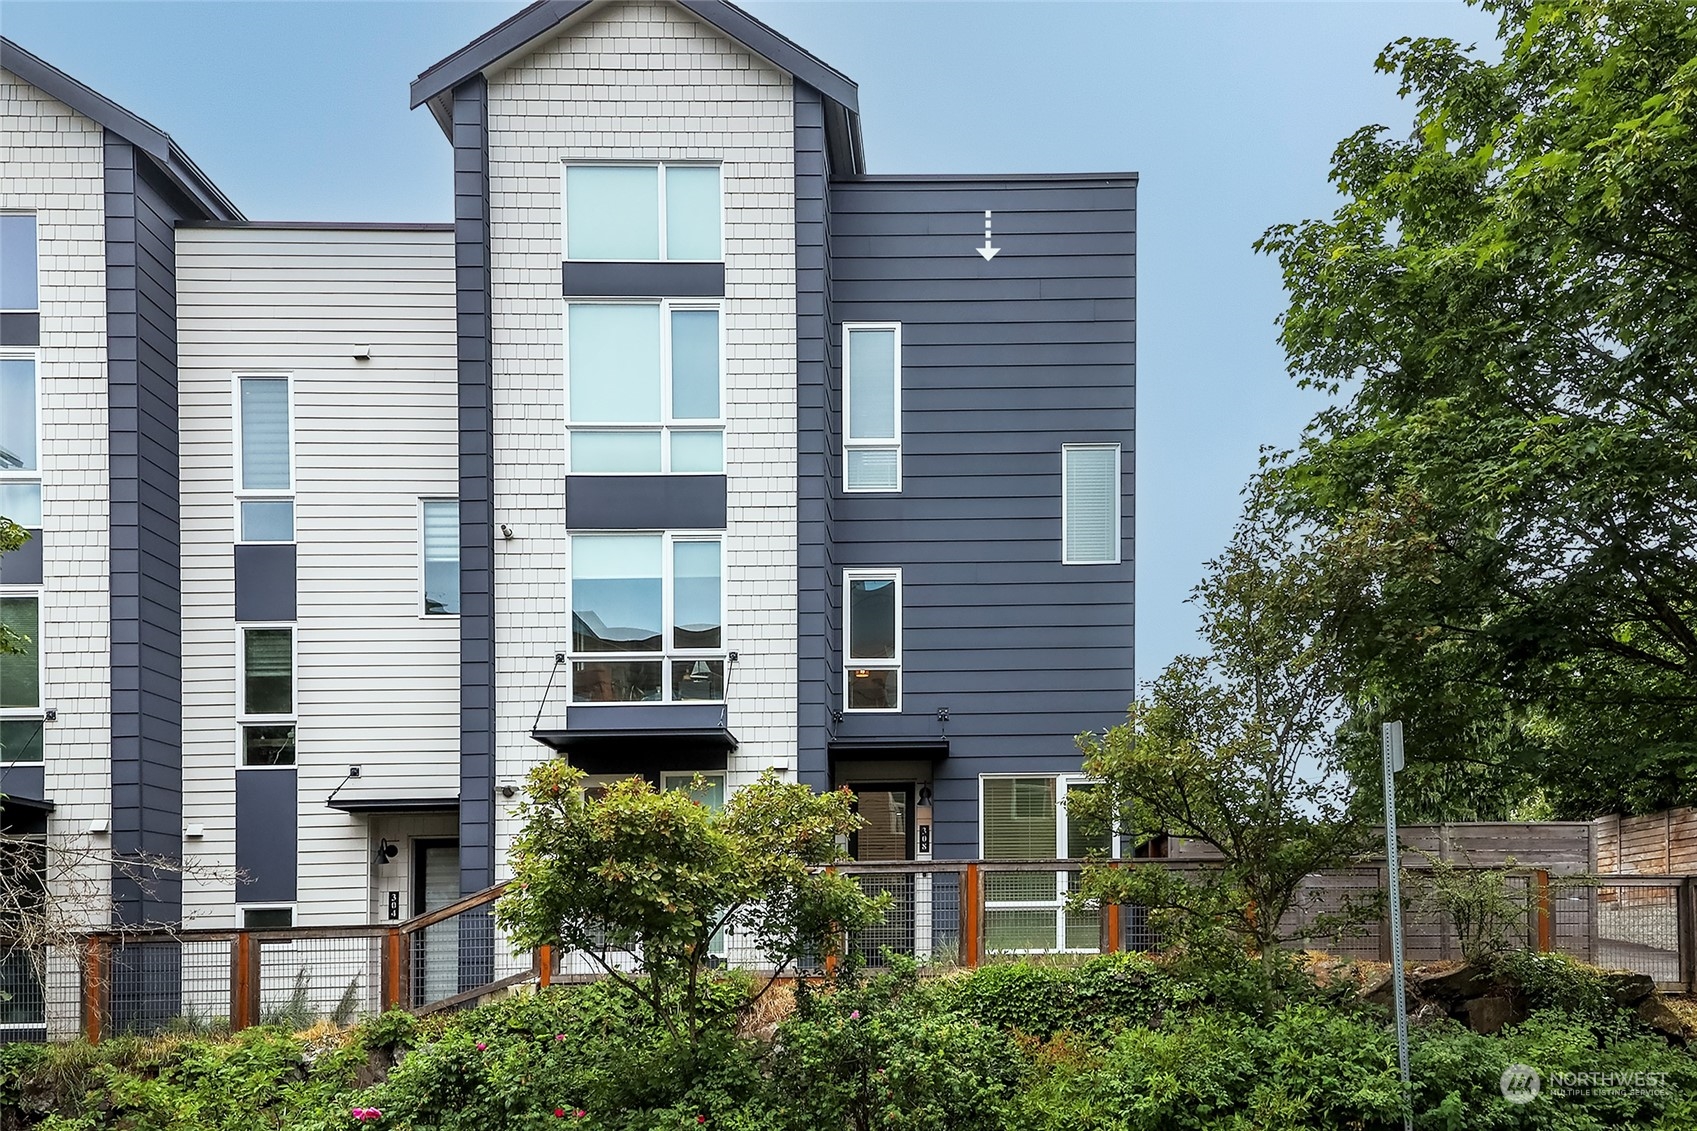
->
176, 227, 458, 925
484, 0, 800, 872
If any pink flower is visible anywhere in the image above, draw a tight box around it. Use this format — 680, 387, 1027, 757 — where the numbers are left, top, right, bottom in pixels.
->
476, 1042, 487, 1051
697, 1118, 706, 1125
574, 1111, 587, 1119
554, 1110, 566, 1119
555, 1033, 568, 1041
349, 1111, 383, 1124
849, 1010, 860, 1020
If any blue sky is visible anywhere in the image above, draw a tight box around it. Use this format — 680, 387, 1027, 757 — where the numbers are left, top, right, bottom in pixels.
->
3, 0, 1501, 685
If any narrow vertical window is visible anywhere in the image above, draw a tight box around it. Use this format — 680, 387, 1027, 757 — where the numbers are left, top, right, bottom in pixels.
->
239, 627, 295, 766
844, 570, 900, 711
236, 376, 293, 542
0, 357, 41, 527
0, 214, 38, 312
421, 500, 460, 615
0, 593, 44, 763
844, 324, 900, 491
1062, 444, 1120, 564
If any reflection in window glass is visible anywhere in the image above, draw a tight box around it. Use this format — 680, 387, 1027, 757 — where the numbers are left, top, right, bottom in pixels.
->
242, 724, 296, 766
0, 596, 40, 709
571, 535, 662, 653
672, 540, 721, 650
0, 359, 38, 471
848, 577, 896, 659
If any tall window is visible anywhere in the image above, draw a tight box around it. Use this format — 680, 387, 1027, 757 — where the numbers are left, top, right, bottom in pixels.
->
569, 533, 724, 703
567, 303, 722, 474
0, 213, 37, 312
239, 627, 295, 766
0, 356, 39, 528
980, 776, 1115, 952
1062, 444, 1120, 564
844, 570, 900, 711
844, 324, 900, 492
421, 500, 459, 616
235, 376, 293, 542
0, 594, 43, 763
564, 164, 720, 261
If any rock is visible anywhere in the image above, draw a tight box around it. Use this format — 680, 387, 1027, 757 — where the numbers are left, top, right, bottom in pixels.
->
1361, 971, 1399, 1008
1413, 964, 1493, 1003
1410, 1002, 1450, 1028
1464, 995, 1524, 1035
1598, 971, 1656, 1007
1637, 996, 1691, 1045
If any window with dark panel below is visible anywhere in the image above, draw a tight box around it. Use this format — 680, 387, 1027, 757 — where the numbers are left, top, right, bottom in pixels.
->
0, 214, 37, 311
0, 594, 43, 763
0, 357, 42, 527
242, 628, 292, 716
242, 724, 296, 767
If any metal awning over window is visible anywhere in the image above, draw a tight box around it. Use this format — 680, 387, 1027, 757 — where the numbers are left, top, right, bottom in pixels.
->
325, 794, 459, 814
530, 702, 736, 776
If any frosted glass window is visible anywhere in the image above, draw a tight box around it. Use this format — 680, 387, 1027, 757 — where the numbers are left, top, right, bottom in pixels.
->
239, 378, 290, 491
566, 166, 660, 260
572, 431, 663, 473
1063, 445, 1120, 564
0, 215, 36, 310
568, 304, 661, 423
668, 431, 722, 473
242, 629, 292, 716
670, 309, 719, 420
665, 166, 721, 260
0, 483, 40, 528
572, 535, 663, 653
672, 540, 721, 650
0, 359, 37, 471
240, 500, 294, 542
845, 449, 898, 492
422, 500, 459, 615
847, 329, 896, 439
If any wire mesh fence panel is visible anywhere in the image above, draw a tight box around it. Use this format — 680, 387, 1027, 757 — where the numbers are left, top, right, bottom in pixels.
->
0, 942, 78, 1043
176, 938, 233, 1033
1588, 883, 1681, 983
845, 869, 962, 968
1279, 867, 1386, 960
255, 934, 383, 1028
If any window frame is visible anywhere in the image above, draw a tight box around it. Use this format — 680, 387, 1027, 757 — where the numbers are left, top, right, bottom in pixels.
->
561, 161, 724, 263
0, 211, 39, 314
0, 349, 42, 529
978, 773, 1119, 954
565, 530, 727, 704
564, 299, 726, 475
1061, 443, 1122, 566
842, 567, 902, 713
842, 322, 903, 493
0, 589, 45, 764
236, 624, 296, 768
231, 373, 296, 544
419, 498, 460, 619
240, 904, 296, 932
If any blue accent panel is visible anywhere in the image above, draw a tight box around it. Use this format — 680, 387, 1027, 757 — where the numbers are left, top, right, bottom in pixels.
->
234, 544, 298, 622
0, 528, 42, 585
0, 764, 47, 807
564, 475, 726, 529
562, 260, 724, 297
235, 768, 297, 903
819, 173, 1138, 860
0, 312, 39, 346
567, 703, 726, 732
106, 135, 191, 927
453, 78, 497, 897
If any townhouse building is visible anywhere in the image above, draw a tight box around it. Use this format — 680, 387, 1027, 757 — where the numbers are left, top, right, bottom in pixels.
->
0, 0, 1134, 1035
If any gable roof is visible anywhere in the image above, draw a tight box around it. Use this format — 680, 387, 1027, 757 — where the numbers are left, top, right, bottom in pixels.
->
0, 36, 242, 222
410, 0, 863, 172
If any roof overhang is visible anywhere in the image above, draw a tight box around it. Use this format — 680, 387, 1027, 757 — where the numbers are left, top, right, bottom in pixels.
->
0, 36, 242, 221
409, 0, 863, 172
326, 795, 460, 814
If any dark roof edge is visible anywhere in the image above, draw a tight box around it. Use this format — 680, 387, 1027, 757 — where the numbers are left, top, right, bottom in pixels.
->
180, 220, 454, 232
409, 0, 859, 121
835, 172, 1140, 185
1, 36, 242, 221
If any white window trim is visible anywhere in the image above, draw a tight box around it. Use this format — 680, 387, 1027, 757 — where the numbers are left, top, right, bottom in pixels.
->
842, 322, 902, 493
0, 588, 44, 722
1061, 442, 1122, 566
0, 211, 39, 314
565, 531, 727, 704
560, 161, 724, 263
418, 497, 460, 619
231, 373, 296, 544
236, 624, 296, 768
0, 349, 42, 528
977, 773, 1119, 954
564, 299, 726, 475
842, 567, 901, 713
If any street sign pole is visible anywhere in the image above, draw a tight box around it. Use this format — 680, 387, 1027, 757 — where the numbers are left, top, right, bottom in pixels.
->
1382, 721, 1412, 1131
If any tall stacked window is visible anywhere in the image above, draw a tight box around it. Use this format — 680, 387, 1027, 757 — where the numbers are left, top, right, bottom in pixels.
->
236, 376, 293, 541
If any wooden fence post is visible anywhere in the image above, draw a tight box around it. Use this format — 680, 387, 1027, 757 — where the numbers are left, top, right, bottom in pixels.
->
81, 935, 107, 1044
1679, 877, 1697, 994
381, 928, 403, 1011
230, 932, 260, 1031
961, 864, 981, 968
536, 945, 553, 989
1534, 870, 1553, 953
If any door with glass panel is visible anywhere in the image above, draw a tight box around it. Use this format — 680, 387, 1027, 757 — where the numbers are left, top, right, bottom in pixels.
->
849, 786, 916, 961
412, 840, 460, 1006
980, 777, 1111, 953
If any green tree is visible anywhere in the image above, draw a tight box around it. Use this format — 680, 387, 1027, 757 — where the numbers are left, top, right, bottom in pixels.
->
1257, 0, 1697, 817
0, 518, 28, 656
495, 763, 882, 1048
1072, 502, 1376, 987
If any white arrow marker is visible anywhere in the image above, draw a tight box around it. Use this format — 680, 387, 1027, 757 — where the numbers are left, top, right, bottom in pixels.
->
977, 209, 1000, 260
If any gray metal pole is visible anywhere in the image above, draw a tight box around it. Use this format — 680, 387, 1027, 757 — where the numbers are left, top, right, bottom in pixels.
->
1382, 721, 1412, 1131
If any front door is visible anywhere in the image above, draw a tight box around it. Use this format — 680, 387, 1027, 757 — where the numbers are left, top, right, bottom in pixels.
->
412, 839, 459, 1006
849, 786, 915, 961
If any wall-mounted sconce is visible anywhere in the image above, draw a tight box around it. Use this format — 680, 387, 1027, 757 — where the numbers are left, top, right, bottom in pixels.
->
375, 838, 399, 866
500, 783, 517, 799
500, 523, 514, 540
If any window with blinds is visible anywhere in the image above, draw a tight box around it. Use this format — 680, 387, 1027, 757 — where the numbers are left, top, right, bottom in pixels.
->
844, 324, 900, 491
422, 500, 459, 615
0, 594, 43, 764
237, 376, 293, 542
1062, 444, 1120, 564
240, 627, 295, 766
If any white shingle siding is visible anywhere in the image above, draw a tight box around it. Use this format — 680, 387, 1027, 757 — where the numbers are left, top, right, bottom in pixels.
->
484, 0, 800, 872
177, 227, 459, 925
1, 70, 111, 930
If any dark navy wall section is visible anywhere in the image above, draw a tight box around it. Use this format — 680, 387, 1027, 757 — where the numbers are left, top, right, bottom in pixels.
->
0, 529, 42, 585
817, 174, 1137, 859
233, 544, 298, 621
106, 137, 192, 927
234, 769, 297, 902
562, 260, 724, 297
453, 78, 497, 902
564, 475, 726, 529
